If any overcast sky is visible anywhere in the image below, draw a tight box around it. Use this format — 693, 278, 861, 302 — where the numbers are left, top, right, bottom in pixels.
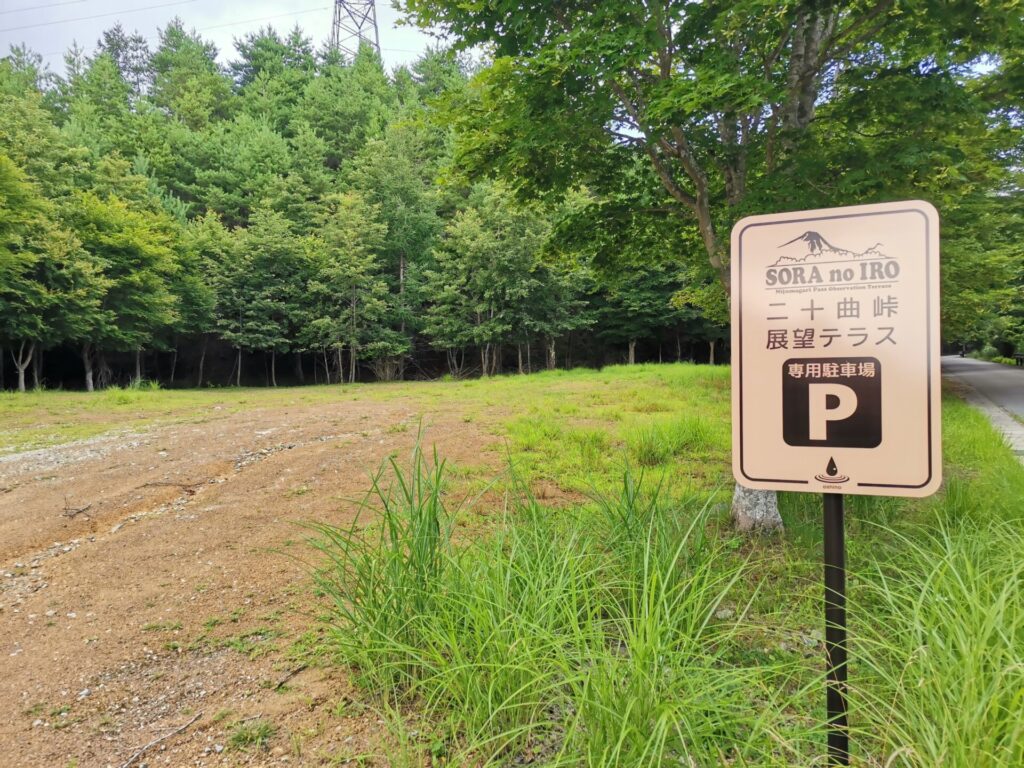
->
0, 0, 438, 76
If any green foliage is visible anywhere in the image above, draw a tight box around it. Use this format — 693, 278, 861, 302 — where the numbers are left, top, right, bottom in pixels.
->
217, 207, 306, 365
303, 192, 392, 382
150, 19, 234, 130
401, 0, 1023, 334
424, 182, 586, 375
1, 5, 1018, 390
64, 191, 178, 352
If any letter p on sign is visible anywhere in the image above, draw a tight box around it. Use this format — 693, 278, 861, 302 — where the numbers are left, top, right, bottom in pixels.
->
809, 384, 858, 441
781, 357, 882, 448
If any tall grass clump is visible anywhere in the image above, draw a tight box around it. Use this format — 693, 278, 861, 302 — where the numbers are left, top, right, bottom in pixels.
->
312, 445, 814, 765
626, 414, 724, 467
854, 520, 1024, 768
309, 443, 455, 689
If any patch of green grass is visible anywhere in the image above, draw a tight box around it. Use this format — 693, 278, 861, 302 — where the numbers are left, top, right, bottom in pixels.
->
307, 374, 1024, 767
220, 627, 282, 659
311, 444, 817, 765
228, 718, 276, 751
624, 413, 726, 467
23, 703, 47, 718
853, 519, 1024, 767
211, 708, 234, 725
141, 621, 182, 632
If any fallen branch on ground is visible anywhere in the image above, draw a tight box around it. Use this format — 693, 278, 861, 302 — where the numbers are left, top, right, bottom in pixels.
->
62, 497, 92, 518
274, 664, 308, 690
119, 711, 202, 768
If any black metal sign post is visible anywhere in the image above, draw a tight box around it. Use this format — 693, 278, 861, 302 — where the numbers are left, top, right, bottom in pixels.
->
731, 202, 941, 766
823, 493, 849, 765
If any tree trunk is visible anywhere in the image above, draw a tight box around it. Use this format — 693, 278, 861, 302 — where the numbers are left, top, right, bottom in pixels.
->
731, 485, 783, 533
709, 339, 716, 365
13, 341, 34, 393
32, 347, 41, 389
294, 352, 305, 384
134, 348, 142, 383
517, 344, 523, 374
547, 338, 556, 370
270, 351, 277, 387
628, 339, 637, 365
197, 337, 208, 388
526, 340, 532, 373
336, 347, 343, 384
447, 348, 462, 377
676, 332, 682, 362
82, 344, 94, 392
97, 354, 113, 389
236, 348, 242, 387
348, 347, 357, 384
169, 348, 178, 385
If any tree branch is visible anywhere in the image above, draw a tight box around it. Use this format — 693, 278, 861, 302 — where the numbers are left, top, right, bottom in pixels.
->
820, 0, 896, 68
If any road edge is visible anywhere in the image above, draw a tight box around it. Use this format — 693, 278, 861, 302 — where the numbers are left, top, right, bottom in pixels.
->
943, 372, 1024, 464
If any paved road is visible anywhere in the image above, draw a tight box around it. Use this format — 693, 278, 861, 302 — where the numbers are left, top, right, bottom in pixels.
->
942, 355, 1024, 460
941, 356, 1024, 419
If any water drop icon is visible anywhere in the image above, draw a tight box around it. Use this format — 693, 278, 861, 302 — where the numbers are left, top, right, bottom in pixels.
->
826, 457, 838, 477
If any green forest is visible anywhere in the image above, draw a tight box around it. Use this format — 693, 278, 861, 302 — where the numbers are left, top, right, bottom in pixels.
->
1, 2, 1021, 392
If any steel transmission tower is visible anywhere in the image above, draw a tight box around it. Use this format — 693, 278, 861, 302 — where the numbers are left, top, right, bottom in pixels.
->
329, 0, 381, 59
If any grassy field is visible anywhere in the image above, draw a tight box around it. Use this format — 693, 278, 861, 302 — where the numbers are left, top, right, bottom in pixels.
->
4, 363, 1022, 766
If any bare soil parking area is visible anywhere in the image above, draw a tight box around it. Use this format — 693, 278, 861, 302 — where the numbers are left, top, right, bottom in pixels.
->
0, 391, 496, 767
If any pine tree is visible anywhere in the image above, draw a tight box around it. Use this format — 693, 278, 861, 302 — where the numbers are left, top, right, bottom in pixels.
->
303, 193, 390, 383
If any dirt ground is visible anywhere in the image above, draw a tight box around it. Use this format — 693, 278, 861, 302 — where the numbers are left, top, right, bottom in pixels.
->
0, 396, 497, 767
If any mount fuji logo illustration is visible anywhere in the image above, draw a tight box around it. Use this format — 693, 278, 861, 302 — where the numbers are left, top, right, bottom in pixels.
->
770, 231, 891, 267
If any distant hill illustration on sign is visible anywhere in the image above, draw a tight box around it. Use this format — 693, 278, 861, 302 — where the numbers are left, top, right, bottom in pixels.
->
771, 230, 891, 266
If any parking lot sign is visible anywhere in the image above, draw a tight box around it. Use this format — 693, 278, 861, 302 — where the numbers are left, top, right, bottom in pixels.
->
731, 200, 941, 497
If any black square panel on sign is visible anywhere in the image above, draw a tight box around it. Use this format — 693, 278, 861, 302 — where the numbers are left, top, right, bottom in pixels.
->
782, 357, 882, 448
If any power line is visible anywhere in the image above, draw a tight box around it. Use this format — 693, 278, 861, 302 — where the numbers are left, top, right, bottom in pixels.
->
200, 6, 330, 34
30, 5, 423, 61
1, 0, 85, 17
0, 0, 198, 34
33, 5, 333, 58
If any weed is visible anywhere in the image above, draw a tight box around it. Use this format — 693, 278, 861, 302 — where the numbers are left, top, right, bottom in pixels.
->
625, 413, 724, 467
211, 708, 234, 725
228, 719, 276, 751
142, 621, 182, 632
221, 628, 281, 659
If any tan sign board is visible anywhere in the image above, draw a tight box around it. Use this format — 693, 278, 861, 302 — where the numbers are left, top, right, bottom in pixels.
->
731, 200, 941, 497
